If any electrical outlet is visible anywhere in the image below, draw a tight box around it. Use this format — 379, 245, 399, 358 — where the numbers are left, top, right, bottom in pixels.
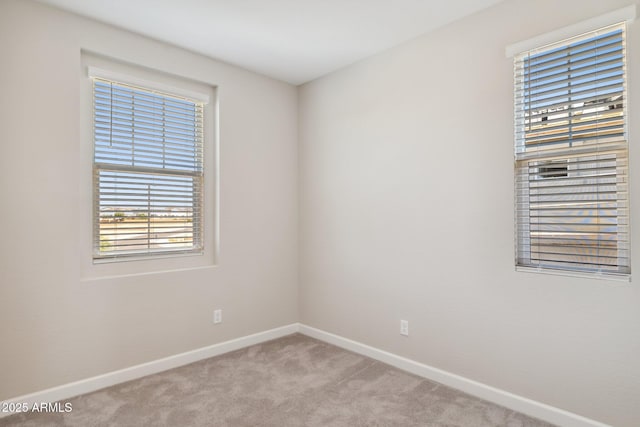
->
213, 309, 222, 324
400, 320, 409, 336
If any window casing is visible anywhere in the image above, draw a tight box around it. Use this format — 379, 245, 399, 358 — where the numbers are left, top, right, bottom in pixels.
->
514, 23, 630, 278
91, 75, 205, 261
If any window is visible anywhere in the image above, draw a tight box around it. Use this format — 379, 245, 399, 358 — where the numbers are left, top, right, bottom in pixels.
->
514, 23, 630, 278
91, 70, 206, 261
537, 161, 568, 179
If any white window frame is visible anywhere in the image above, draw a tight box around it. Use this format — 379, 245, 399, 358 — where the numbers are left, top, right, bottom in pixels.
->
507, 8, 635, 280
90, 68, 207, 262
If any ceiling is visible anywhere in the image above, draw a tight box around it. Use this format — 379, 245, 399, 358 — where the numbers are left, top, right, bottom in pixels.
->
37, 0, 504, 85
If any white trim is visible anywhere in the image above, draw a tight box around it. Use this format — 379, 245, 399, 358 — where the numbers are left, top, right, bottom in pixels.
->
0, 323, 611, 426
516, 266, 631, 283
81, 264, 217, 282
0, 324, 298, 419
505, 5, 636, 57
299, 324, 611, 427
87, 66, 210, 104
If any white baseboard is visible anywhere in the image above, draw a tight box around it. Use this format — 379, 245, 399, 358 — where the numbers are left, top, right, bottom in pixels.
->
0, 323, 298, 419
0, 323, 610, 427
298, 324, 610, 427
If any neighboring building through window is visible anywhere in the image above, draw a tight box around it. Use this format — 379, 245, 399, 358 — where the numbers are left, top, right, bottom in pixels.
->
514, 23, 630, 278
91, 70, 206, 261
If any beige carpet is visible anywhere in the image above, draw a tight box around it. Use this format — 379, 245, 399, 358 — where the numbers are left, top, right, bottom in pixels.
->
0, 334, 555, 426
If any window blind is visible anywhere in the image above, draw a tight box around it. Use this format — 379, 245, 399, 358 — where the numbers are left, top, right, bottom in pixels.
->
514, 23, 630, 277
92, 78, 204, 259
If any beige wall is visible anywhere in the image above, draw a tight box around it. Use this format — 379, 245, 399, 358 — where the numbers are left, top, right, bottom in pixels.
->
0, 0, 298, 399
298, 0, 640, 426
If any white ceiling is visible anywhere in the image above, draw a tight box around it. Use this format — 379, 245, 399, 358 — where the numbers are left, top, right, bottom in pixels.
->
37, 0, 503, 85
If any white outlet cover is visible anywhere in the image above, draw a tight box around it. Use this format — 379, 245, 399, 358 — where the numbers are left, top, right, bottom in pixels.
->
400, 320, 409, 336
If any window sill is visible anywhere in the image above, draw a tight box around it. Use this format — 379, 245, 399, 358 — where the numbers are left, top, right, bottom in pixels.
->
93, 250, 204, 265
516, 266, 631, 283
81, 264, 216, 282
